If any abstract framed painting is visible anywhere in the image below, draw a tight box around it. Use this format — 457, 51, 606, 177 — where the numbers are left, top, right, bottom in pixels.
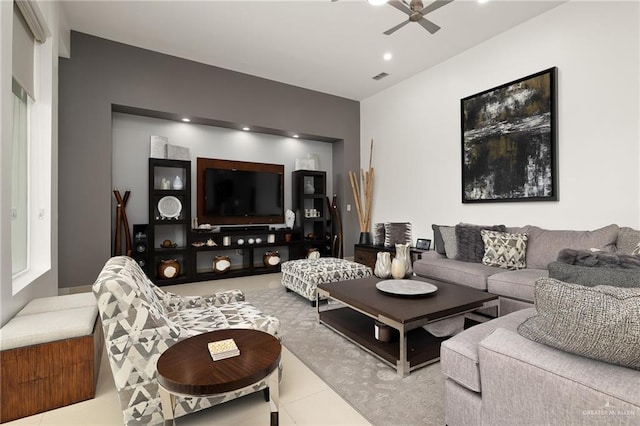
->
461, 67, 558, 203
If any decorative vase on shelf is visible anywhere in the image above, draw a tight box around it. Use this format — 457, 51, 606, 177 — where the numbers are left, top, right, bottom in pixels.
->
358, 231, 373, 245
304, 177, 315, 194
395, 243, 412, 278
172, 175, 184, 190
374, 252, 391, 279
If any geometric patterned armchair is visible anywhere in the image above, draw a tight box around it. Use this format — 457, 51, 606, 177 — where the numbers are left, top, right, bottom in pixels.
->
92, 256, 281, 425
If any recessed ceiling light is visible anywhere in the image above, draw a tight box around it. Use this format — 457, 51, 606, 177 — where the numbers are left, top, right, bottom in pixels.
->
383, 52, 392, 61
368, 0, 388, 5
181, 118, 191, 122
242, 127, 250, 131
478, 0, 489, 3
293, 134, 299, 138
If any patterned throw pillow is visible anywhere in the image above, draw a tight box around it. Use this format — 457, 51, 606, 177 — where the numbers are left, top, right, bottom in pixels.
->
518, 278, 640, 370
481, 230, 528, 270
384, 222, 412, 247
373, 223, 386, 246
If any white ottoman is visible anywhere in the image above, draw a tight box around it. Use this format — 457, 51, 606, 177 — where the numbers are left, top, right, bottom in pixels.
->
281, 258, 372, 306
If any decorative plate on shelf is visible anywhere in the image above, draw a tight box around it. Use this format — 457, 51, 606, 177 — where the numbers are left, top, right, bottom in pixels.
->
158, 196, 182, 219
376, 279, 438, 297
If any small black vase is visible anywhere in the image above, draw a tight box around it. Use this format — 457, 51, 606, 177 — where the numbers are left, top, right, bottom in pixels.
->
358, 232, 373, 245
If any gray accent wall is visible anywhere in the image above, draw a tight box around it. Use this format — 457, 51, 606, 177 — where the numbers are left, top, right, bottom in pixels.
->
59, 31, 360, 287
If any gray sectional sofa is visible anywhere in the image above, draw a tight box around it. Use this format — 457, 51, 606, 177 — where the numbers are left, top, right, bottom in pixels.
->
414, 223, 625, 314
413, 224, 640, 425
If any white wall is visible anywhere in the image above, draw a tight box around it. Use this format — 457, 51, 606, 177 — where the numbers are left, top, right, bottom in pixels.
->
112, 113, 334, 236
0, 1, 61, 325
361, 1, 640, 243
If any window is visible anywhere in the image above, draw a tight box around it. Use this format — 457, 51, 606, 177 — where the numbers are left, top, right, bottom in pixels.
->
11, 0, 52, 294
11, 78, 29, 275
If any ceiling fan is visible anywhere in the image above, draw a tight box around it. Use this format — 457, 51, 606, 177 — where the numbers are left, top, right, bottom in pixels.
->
384, 0, 453, 35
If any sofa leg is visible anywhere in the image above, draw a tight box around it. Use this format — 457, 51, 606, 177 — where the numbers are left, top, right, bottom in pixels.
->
263, 388, 270, 402
285, 288, 291, 293
310, 300, 316, 308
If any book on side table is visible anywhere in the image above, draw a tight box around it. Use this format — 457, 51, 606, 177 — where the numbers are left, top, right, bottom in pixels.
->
208, 338, 240, 361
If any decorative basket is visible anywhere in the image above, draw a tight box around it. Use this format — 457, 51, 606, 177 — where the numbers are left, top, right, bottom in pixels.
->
263, 251, 281, 267
213, 255, 231, 273
158, 259, 180, 279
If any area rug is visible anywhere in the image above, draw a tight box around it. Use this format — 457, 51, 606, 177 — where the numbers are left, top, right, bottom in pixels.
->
245, 287, 445, 426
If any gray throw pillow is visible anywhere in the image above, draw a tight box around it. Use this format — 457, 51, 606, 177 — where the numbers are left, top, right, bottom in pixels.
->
617, 227, 640, 254
432, 224, 446, 255
557, 248, 640, 268
518, 278, 640, 370
455, 223, 506, 263
548, 262, 640, 288
440, 226, 458, 260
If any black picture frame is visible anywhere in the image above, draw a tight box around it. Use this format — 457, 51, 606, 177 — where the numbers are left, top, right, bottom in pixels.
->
461, 67, 558, 203
416, 238, 431, 250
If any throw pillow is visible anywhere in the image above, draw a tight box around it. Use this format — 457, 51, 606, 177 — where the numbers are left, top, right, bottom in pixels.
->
440, 226, 458, 260
517, 278, 640, 370
617, 227, 640, 254
548, 261, 640, 288
455, 223, 506, 263
384, 223, 412, 247
373, 223, 385, 246
481, 230, 528, 270
432, 224, 446, 255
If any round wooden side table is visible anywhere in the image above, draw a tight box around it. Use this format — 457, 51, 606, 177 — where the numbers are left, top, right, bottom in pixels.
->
157, 329, 281, 426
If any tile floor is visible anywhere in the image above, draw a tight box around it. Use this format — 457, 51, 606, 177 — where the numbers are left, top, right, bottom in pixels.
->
6, 273, 371, 426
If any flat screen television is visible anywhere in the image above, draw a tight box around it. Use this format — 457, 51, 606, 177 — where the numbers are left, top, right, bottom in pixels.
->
197, 158, 284, 225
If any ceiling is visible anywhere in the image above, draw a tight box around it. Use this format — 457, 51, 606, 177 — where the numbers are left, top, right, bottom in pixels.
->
60, 0, 564, 101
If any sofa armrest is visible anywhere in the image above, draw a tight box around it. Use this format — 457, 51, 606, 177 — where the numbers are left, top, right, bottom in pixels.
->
160, 289, 246, 311
478, 328, 640, 425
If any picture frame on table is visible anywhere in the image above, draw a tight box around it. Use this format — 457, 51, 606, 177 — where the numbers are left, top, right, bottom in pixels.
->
461, 67, 558, 203
416, 238, 431, 250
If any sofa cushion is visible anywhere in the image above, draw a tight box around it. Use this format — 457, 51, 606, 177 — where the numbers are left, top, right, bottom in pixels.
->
455, 223, 506, 263
432, 224, 446, 255
487, 268, 548, 303
518, 278, 640, 370
524, 224, 619, 269
413, 252, 497, 290
548, 261, 640, 288
617, 227, 640, 254
440, 308, 536, 392
481, 230, 528, 270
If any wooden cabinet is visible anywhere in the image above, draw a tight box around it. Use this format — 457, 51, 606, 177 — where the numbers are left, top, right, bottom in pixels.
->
148, 158, 191, 285
292, 170, 330, 256
354, 244, 427, 270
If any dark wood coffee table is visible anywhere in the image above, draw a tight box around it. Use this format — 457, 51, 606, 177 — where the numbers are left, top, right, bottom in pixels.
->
317, 276, 498, 376
156, 329, 281, 425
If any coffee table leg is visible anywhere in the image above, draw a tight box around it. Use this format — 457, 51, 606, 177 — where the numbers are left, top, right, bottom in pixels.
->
159, 385, 176, 425
398, 329, 409, 377
268, 368, 279, 426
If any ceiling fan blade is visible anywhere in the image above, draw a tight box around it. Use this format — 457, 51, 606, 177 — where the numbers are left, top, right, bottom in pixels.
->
418, 17, 441, 34
420, 0, 453, 15
387, 0, 412, 16
383, 19, 411, 35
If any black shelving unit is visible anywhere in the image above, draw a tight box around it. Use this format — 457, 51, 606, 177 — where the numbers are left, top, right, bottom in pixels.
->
292, 170, 330, 256
148, 158, 191, 285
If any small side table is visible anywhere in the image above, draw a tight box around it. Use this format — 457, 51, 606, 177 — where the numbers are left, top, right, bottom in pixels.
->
157, 329, 281, 426
354, 244, 428, 270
